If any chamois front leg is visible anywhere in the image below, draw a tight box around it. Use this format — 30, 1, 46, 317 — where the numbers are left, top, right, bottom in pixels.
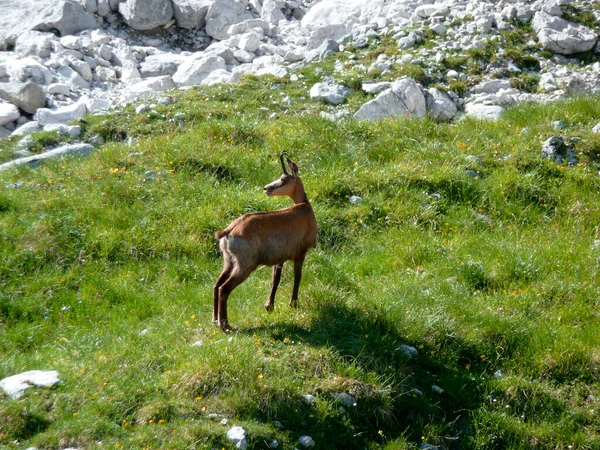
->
265, 264, 283, 312
290, 255, 305, 308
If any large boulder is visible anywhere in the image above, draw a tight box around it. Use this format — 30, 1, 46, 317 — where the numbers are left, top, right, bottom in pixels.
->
119, 0, 174, 31
310, 79, 351, 105
425, 88, 458, 122
0, 144, 95, 173
0, 102, 20, 126
205, 0, 254, 40
7, 57, 54, 85
464, 103, 504, 121
532, 11, 598, 55
301, 0, 387, 47
353, 77, 426, 121
139, 53, 188, 78
0, 0, 98, 40
0, 82, 47, 114
171, 0, 212, 29
172, 55, 228, 86
34, 101, 88, 126
14, 31, 56, 58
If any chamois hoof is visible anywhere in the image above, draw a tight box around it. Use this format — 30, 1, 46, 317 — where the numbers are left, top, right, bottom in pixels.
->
219, 321, 232, 333
289, 300, 298, 308
264, 302, 274, 312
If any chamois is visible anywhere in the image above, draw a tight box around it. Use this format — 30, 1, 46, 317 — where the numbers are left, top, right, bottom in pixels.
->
213, 152, 318, 331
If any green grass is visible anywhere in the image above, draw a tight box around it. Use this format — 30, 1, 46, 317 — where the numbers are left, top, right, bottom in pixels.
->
2, 73, 600, 449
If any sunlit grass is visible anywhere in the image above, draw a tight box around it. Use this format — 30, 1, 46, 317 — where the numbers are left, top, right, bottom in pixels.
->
1, 75, 600, 449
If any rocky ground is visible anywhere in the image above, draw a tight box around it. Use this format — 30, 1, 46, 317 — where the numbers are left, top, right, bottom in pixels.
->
0, 0, 599, 153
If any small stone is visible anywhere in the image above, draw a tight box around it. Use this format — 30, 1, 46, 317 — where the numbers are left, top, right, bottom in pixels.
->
348, 195, 362, 205
220, 418, 229, 425
298, 436, 315, 448
267, 439, 279, 448
302, 394, 316, 405
431, 385, 444, 394
397, 344, 418, 358
410, 388, 423, 397
226, 426, 247, 450
592, 123, 600, 134
135, 104, 150, 114
552, 120, 567, 130
0, 370, 61, 399
272, 420, 284, 429
419, 443, 439, 450
331, 392, 356, 407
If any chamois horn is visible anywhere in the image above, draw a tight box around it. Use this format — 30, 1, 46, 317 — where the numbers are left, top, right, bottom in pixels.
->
279, 151, 288, 174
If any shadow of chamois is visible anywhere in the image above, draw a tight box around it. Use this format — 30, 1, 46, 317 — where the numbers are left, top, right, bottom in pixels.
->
238, 300, 485, 450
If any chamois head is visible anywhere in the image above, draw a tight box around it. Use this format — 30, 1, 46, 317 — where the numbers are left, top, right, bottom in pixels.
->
263, 151, 301, 199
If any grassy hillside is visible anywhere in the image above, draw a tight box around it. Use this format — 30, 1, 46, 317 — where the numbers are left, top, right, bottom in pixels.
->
2, 68, 600, 449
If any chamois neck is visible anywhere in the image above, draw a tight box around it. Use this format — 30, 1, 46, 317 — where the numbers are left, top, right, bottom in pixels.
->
291, 178, 309, 204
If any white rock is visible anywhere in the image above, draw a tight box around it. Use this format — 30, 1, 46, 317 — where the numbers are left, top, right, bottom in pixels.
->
426, 88, 458, 122
69, 59, 93, 81
0, 0, 98, 38
0, 102, 20, 126
238, 32, 262, 53
226, 426, 248, 450
80, 0, 98, 14
96, 67, 118, 83
362, 81, 391, 95
261, 0, 286, 24
464, 103, 504, 121
592, 123, 600, 134
60, 35, 82, 50
15, 31, 55, 58
35, 101, 87, 126
173, 55, 227, 87
0, 81, 47, 114
201, 69, 233, 86
330, 392, 357, 407
11, 121, 42, 136
97, 0, 111, 16
140, 53, 187, 78
0, 143, 95, 172
532, 11, 598, 55
57, 65, 90, 89
171, 0, 212, 29
120, 67, 142, 84
233, 49, 255, 64
354, 77, 426, 121
302, 394, 316, 404
472, 79, 512, 94
0, 370, 61, 399
310, 80, 351, 105
44, 123, 81, 138
298, 436, 315, 448
7, 57, 53, 85
129, 75, 176, 93
205, 0, 254, 40
85, 97, 112, 112
119, 0, 174, 30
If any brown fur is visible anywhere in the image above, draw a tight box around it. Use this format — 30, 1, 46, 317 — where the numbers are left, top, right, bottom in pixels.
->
213, 153, 317, 331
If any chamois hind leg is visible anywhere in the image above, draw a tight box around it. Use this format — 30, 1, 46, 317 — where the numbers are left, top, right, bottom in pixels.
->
213, 263, 233, 325
290, 254, 306, 308
217, 268, 252, 331
265, 264, 283, 312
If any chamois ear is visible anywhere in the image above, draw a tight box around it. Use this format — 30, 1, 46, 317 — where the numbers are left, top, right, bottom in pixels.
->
287, 158, 299, 176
